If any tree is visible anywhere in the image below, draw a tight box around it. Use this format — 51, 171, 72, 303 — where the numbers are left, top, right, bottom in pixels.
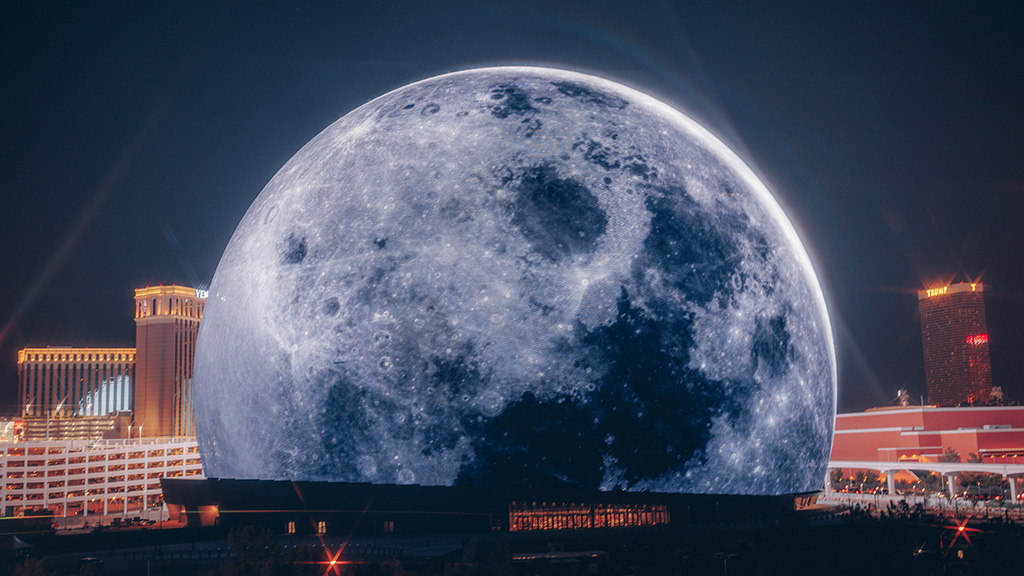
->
485, 542, 515, 576
12, 559, 57, 576
221, 524, 280, 576
280, 544, 322, 576
940, 447, 961, 463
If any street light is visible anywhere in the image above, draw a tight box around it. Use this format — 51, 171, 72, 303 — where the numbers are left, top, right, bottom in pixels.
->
713, 553, 738, 576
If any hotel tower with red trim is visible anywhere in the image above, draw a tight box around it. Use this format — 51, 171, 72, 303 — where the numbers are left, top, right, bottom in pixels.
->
918, 282, 992, 406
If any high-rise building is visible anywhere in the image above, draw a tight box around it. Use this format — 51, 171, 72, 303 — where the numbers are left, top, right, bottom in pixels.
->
17, 347, 135, 418
134, 285, 206, 437
918, 281, 992, 406
16, 285, 205, 438
7, 285, 208, 523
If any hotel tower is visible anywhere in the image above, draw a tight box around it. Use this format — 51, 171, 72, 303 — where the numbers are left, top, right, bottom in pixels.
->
134, 285, 205, 437
918, 282, 992, 406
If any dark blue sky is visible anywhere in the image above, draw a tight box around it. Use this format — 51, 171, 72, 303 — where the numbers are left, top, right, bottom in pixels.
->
1, 2, 1022, 413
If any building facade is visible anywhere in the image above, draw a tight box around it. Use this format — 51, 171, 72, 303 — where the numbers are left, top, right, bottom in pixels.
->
18, 348, 135, 418
16, 412, 133, 442
133, 286, 205, 437
918, 282, 992, 406
508, 502, 669, 531
8, 284, 207, 525
831, 405, 1024, 464
1, 437, 203, 518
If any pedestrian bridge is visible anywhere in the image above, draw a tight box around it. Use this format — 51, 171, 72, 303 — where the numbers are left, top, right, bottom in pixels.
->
827, 460, 1024, 499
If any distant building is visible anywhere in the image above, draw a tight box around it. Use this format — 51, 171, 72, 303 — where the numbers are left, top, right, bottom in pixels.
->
162, 478, 806, 534
8, 284, 206, 525
830, 405, 1024, 464
0, 437, 202, 519
16, 285, 206, 438
918, 282, 992, 406
133, 286, 205, 437
19, 411, 133, 441
17, 348, 135, 418
509, 501, 670, 531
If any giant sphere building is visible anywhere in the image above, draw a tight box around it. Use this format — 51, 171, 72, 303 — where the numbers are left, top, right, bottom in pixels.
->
194, 67, 836, 495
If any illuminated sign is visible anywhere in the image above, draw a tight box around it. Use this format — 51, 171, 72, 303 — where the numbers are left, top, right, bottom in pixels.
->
195, 289, 209, 299
925, 286, 948, 298
967, 334, 989, 345
0, 421, 24, 443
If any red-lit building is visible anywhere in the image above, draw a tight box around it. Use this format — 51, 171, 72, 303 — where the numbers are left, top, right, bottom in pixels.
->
508, 501, 669, 531
831, 406, 1024, 464
918, 282, 992, 406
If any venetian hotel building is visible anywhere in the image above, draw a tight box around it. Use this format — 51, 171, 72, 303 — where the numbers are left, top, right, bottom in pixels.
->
6, 285, 206, 520
18, 348, 135, 419
133, 285, 204, 437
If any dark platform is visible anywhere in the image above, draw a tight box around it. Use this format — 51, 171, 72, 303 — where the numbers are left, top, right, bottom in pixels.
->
161, 477, 813, 536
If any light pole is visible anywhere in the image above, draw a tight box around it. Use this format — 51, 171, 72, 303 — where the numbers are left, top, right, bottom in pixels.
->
713, 553, 738, 576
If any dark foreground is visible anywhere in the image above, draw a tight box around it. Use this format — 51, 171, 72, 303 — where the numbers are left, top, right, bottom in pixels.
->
4, 505, 1024, 575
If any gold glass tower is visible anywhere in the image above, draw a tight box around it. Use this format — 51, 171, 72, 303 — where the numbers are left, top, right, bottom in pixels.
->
918, 282, 992, 406
134, 285, 205, 437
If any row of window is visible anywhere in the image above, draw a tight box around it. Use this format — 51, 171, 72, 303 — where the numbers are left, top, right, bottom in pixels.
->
3, 446, 195, 458
509, 504, 670, 532
5, 469, 202, 491
18, 351, 135, 363
7, 485, 162, 501
5, 459, 197, 472
136, 295, 204, 319
4, 446, 190, 456
3, 469, 202, 502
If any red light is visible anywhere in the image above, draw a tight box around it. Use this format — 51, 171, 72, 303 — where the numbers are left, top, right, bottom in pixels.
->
967, 334, 988, 345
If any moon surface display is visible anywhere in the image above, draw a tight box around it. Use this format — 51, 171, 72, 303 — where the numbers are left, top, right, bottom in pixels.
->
193, 66, 836, 495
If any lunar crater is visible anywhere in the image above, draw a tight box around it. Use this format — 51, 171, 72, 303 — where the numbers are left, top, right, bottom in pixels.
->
488, 83, 537, 119
552, 82, 628, 109
509, 164, 608, 262
281, 233, 308, 264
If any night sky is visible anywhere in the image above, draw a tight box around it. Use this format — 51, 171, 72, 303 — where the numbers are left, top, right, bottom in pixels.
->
2, 2, 1021, 415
